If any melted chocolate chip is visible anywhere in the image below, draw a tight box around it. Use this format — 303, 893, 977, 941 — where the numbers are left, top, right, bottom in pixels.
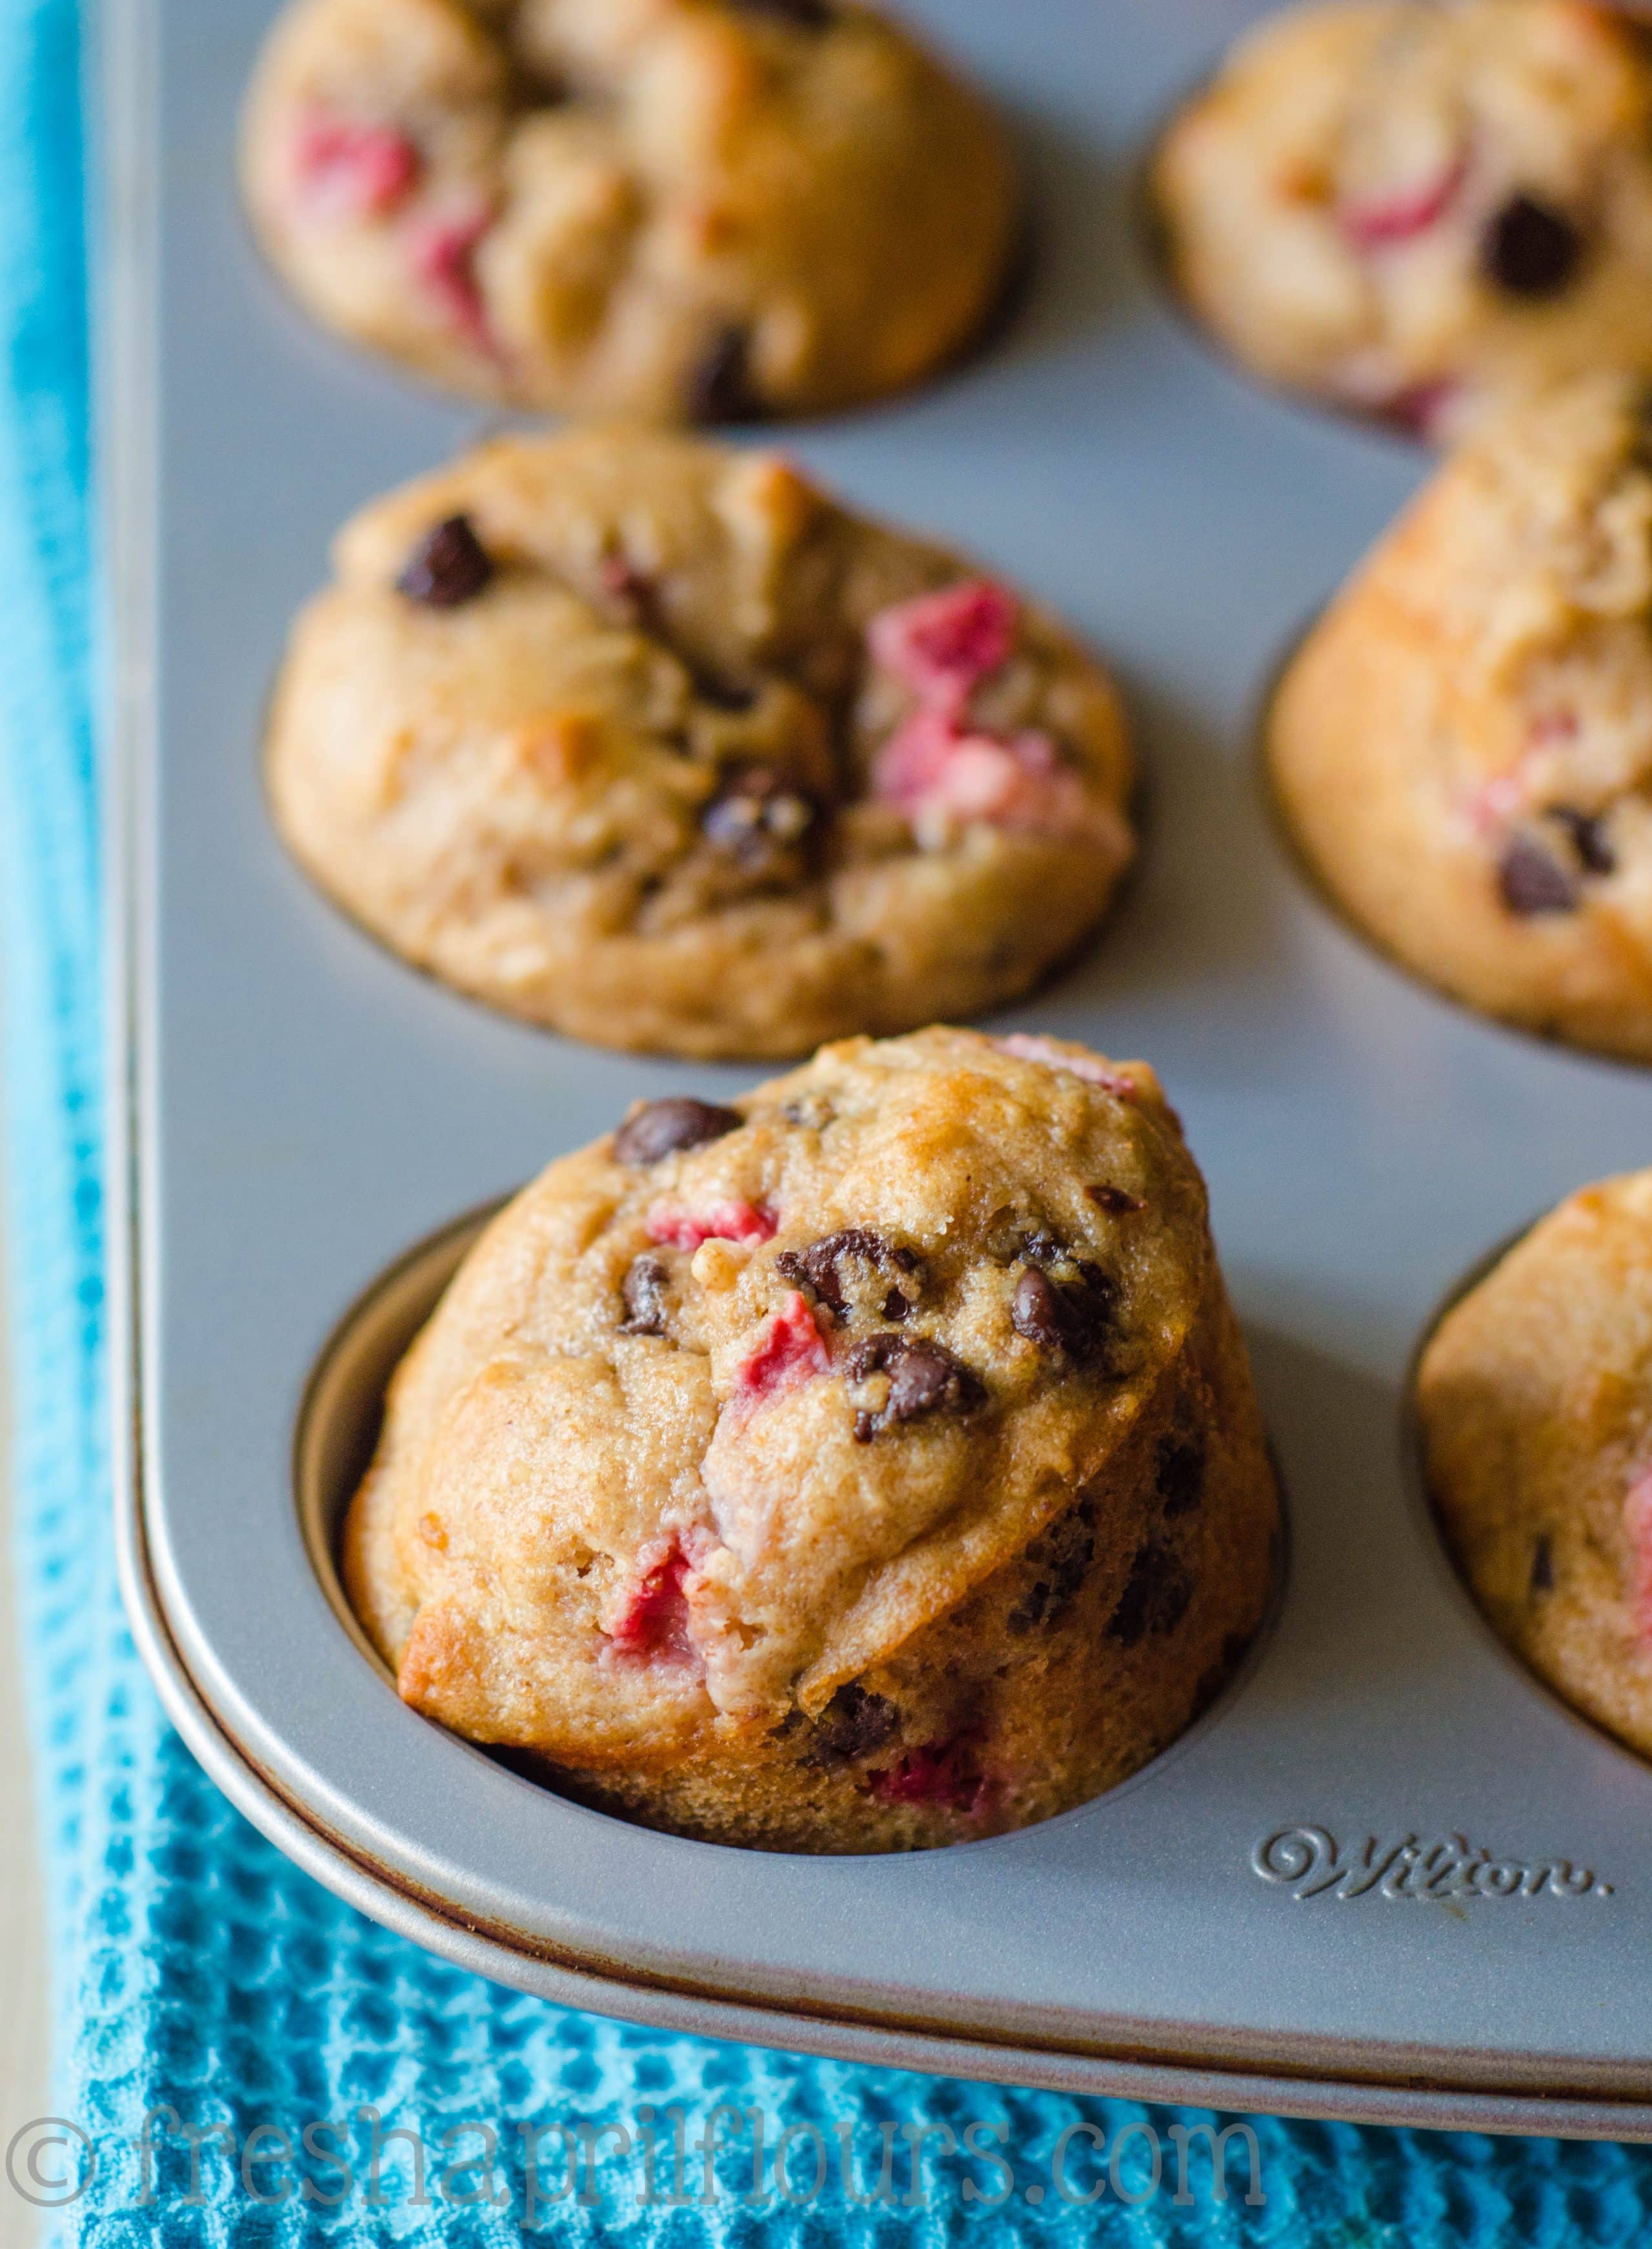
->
1107, 1539, 1194, 1648
845, 1333, 985, 1440
1156, 1430, 1207, 1518
729, 0, 832, 23
396, 514, 494, 609
620, 1255, 670, 1336
612, 1097, 743, 1166
702, 767, 818, 875
1011, 1260, 1119, 1362
1089, 1184, 1145, 1215
1007, 1499, 1096, 1633
802, 1682, 899, 1769
1482, 195, 1585, 299
1498, 832, 1578, 917
1530, 1533, 1555, 1596
687, 326, 765, 423
1550, 805, 1616, 876
776, 1229, 922, 1320
696, 676, 758, 714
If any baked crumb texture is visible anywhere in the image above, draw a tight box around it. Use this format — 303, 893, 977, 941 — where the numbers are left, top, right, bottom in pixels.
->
1420, 1170, 1652, 1766
1154, 0, 1652, 441
267, 428, 1136, 1059
344, 1027, 1281, 1852
1271, 370, 1652, 1062
241, 0, 1020, 420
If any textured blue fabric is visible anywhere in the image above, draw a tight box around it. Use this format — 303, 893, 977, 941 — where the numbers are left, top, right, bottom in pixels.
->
6, 4, 1652, 2245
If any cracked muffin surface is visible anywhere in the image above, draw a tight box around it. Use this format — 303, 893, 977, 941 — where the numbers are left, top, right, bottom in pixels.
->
1420, 1171, 1652, 1765
265, 427, 1135, 1059
240, 0, 1020, 421
1270, 373, 1652, 1062
1153, 0, 1652, 441
343, 1027, 1281, 1851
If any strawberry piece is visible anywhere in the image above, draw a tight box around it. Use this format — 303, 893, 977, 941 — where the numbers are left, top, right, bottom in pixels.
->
867, 580, 1018, 713
999, 1034, 1138, 1100
1624, 1473, 1652, 1648
868, 1731, 989, 1815
1373, 378, 1463, 441
1460, 772, 1529, 839
605, 1538, 697, 1662
1339, 152, 1467, 248
733, 1291, 831, 1404
871, 706, 1095, 840
646, 1200, 778, 1252
408, 210, 495, 348
293, 112, 421, 218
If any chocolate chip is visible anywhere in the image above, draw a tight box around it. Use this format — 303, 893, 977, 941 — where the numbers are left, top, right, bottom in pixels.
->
1107, 1540, 1193, 1648
702, 767, 818, 876
696, 676, 758, 714
1156, 1431, 1207, 1518
1530, 1533, 1555, 1596
1549, 805, 1616, 876
844, 1333, 985, 1440
1089, 1184, 1145, 1215
687, 326, 765, 423
1011, 1269, 1065, 1350
1498, 832, 1578, 917
802, 1682, 899, 1769
620, 1255, 670, 1336
776, 1229, 922, 1320
729, 0, 832, 23
612, 1097, 743, 1166
1009, 1500, 1096, 1632
1011, 1260, 1118, 1362
1482, 195, 1585, 299
396, 514, 494, 609
783, 1093, 835, 1131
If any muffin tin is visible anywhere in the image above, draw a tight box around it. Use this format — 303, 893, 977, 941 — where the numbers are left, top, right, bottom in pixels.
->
108, 0, 1652, 2135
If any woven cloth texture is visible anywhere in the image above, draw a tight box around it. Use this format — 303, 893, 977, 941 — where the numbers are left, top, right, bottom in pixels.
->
6, 0, 1652, 2241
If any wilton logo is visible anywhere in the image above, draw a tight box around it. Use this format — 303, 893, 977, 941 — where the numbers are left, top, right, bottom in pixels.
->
1253, 1826, 1615, 1903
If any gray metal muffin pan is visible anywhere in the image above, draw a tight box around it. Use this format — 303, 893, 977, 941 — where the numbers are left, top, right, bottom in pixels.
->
106, 0, 1652, 2135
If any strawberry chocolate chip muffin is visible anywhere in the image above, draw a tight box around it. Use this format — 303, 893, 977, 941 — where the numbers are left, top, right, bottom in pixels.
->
265, 427, 1135, 1059
1269, 373, 1652, 1062
239, 0, 1020, 421
1420, 1171, 1652, 1764
343, 1027, 1281, 1852
1152, 0, 1652, 441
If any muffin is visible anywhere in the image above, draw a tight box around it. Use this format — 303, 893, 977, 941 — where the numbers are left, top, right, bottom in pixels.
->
265, 427, 1136, 1060
1152, 0, 1652, 442
1420, 1171, 1652, 1763
343, 1027, 1282, 1852
240, 0, 1020, 421
1269, 372, 1652, 1062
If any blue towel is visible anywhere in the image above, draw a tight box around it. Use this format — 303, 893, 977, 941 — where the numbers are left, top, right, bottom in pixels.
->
6, 3, 1652, 2243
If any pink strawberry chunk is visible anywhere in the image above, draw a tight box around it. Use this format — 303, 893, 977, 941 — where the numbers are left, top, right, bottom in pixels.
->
605, 1538, 696, 1663
998, 1034, 1138, 1100
293, 112, 421, 218
867, 580, 1018, 713
1339, 152, 1467, 248
1373, 378, 1462, 441
646, 1200, 778, 1252
872, 707, 1093, 839
868, 1731, 989, 1815
1624, 1472, 1652, 1647
733, 1291, 832, 1404
408, 210, 495, 348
